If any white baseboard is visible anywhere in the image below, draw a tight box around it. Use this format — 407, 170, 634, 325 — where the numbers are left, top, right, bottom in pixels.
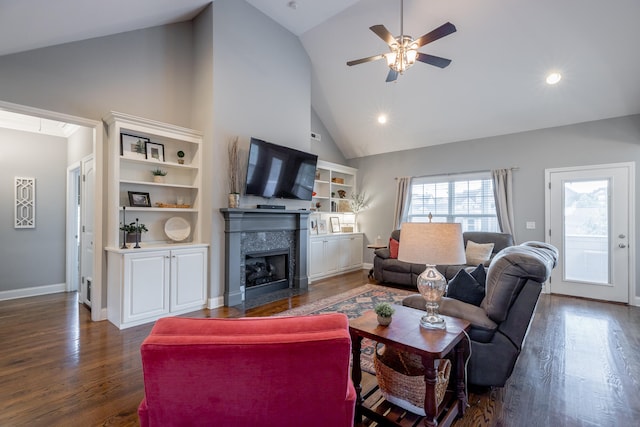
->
0, 283, 66, 301
363, 262, 373, 271
633, 296, 640, 307
208, 296, 224, 309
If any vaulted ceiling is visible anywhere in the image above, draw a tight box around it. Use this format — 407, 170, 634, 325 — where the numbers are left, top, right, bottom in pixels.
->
1, 0, 639, 159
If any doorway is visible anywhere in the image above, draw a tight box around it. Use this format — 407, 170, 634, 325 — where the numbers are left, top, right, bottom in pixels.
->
0, 100, 103, 320
545, 163, 635, 303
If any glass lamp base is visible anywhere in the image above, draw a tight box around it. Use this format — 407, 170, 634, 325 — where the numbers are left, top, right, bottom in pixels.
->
420, 314, 446, 330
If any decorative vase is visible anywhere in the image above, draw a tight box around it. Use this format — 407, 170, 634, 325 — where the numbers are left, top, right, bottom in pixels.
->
153, 175, 164, 183
125, 232, 142, 244
228, 193, 240, 208
377, 315, 392, 326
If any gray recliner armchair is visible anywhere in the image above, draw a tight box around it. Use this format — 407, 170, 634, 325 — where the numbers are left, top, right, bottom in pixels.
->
403, 241, 558, 387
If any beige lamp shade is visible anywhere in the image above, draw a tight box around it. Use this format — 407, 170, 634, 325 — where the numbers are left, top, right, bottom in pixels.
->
397, 222, 466, 265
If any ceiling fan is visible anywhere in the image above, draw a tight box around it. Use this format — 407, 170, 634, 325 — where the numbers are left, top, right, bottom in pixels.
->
346, 0, 456, 82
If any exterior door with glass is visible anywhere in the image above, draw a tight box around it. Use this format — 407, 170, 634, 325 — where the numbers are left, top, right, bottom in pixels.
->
546, 163, 633, 303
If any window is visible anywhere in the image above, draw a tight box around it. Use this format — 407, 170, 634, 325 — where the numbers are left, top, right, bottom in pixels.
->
405, 172, 498, 232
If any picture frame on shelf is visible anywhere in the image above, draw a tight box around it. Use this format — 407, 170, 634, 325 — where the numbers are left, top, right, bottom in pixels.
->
128, 191, 151, 207
317, 219, 328, 235
330, 216, 341, 233
310, 217, 319, 235
145, 141, 165, 162
121, 133, 149, 159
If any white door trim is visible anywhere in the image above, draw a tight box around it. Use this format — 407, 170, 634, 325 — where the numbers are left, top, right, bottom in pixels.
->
544, 162, 636, 306
0, 100, 105, 320
66, 162, 81, 292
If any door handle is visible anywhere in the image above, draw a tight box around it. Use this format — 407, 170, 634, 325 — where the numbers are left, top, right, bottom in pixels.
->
619, 243, 627, 248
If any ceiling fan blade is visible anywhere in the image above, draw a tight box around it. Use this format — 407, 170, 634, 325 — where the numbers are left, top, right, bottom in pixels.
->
414, 22, 457, 48
347, 54, 386, 66
386, 69, 398, 82
370, 25, 396, 46
416, 53, 452, 68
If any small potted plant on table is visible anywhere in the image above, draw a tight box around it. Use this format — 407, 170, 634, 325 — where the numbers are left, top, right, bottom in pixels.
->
374, 302, 395, 326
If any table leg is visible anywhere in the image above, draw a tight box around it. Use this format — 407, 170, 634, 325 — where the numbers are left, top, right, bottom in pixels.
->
350, 333, 363, 423
455, 342, 468, 415
421, 355, 438, 427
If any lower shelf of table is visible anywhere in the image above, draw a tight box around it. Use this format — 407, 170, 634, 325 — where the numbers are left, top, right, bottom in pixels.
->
356, 381, 462, 427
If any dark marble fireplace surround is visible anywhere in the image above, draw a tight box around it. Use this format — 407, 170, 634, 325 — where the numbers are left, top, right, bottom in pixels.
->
220, 208, 310, 306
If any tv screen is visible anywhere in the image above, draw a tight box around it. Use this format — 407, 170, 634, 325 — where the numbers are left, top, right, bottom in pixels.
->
244, 138, 318, 201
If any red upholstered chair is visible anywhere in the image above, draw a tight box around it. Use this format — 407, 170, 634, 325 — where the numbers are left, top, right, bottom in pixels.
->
138, 313, 356, 427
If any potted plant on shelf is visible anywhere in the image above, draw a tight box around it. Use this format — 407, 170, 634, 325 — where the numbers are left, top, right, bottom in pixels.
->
177, 150, 185, 164
228, 137, 241, 208
151, 168, 167, 183
120, 221, 149, 245
374, 302, 395, 326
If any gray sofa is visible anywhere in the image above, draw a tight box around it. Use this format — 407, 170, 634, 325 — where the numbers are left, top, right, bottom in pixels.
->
403, 241, 558, 387
373, 230, 514, 288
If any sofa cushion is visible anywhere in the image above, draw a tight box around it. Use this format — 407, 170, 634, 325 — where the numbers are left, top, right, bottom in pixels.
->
447, 269, 485, 306
389, 238, 399, 258
375, 248, 391, 259
381, 258, 413, 274
403, 295, 497, 343
466, 240, 494, 265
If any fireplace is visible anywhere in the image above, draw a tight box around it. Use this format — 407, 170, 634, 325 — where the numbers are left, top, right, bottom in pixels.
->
245, 249, 290, 298
220, 208, 310, 306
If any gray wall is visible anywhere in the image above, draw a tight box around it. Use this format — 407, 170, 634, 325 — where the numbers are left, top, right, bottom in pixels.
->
0, 23, 195, 127
208, 0, 313, 301
349, 114, 640, 299
67, 126, 94, 166
0, 128, 67, 291
310, 107, 347, 164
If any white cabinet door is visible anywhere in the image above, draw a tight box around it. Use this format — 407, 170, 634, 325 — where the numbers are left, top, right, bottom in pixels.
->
349, 234, 364, 268
325, 237, 340, 275
123, 251, 170, 324
337, 235, 351, 270
309, 238, 325, 278
170, 247, 207, 312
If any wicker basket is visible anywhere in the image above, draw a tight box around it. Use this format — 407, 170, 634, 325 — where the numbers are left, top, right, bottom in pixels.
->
373, 343, 451, 416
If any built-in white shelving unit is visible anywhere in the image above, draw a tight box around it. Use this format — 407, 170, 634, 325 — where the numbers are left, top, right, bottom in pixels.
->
103, 112, 208, 329
312, 160, 357, 213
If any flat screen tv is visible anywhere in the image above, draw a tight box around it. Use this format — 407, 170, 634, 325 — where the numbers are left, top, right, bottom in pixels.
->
244, 137, 318, 201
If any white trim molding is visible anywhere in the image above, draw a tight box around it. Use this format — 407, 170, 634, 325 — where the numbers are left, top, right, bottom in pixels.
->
0, 283, 66, 301
208, 296, 224, 309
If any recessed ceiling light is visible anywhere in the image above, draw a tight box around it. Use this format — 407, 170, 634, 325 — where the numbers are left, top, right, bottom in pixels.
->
377, 114, 387, 124
546, 72, 562, 85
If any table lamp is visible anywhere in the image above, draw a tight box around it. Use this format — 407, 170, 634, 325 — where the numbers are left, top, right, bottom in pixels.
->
397, 220, 465, 329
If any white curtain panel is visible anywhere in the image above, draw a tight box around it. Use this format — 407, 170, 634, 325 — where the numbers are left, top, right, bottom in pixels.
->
393, 176, 411, 230
492, 169, 515, 242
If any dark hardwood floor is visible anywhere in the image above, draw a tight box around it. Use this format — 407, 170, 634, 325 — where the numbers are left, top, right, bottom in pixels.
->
0, 271, 638, 426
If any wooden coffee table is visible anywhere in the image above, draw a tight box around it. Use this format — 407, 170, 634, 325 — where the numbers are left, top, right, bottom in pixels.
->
349, 305, 471, 427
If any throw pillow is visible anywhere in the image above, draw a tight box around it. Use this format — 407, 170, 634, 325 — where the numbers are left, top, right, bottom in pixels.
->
446, 269, 485, 306
389, 238, 399, 259
465, 240, 494, 265
469, 263, 486, 287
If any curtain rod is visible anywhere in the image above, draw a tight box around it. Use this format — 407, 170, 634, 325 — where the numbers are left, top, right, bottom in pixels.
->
395, 167, 519, 180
